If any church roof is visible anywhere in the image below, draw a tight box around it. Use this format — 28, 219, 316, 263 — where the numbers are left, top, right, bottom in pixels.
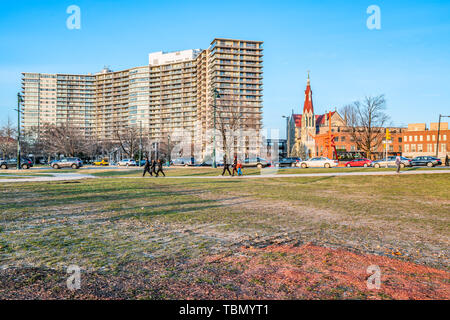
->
293, 114, 302, 127
303, 73, 314, 114
316, 112, 336, 125
292, 111, 337, 128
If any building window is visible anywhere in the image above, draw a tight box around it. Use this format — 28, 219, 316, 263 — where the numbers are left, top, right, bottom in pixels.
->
420, 135, 423, 141
414, 136, 418, 142
442, 144, 447, 152
444, 134, 447, 141
404, 136, 407, 142
427, 135, 430, 141
411, 144, 416, 152
432, 135, 436, 141
417, 144, 423, 152
398, 137, 402, 143
427, 144, 433, 152
404, 144, 409, 152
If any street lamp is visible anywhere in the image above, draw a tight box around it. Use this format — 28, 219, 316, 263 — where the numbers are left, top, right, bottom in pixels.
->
436, 114, 450, 158
282, 115, 289, 157
212, 88, 220, 168
139, 121, 142, 166
167, 134, 171, 167
15, 93, 24, 170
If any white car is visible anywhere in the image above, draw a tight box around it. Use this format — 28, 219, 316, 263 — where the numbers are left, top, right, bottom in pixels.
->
118, 159, 137, 166
300, 157, 338, 168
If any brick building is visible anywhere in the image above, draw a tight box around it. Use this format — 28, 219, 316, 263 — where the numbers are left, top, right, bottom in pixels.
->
401, 123, 449, 159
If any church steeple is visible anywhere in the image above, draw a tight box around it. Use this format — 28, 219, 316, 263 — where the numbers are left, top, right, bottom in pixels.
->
303, 71, 314, 114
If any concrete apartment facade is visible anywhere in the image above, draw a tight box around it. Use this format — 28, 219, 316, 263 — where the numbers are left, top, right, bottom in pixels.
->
21, 38, 263, 161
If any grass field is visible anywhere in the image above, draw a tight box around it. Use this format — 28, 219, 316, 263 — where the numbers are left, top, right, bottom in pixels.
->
0, 173, 449, 299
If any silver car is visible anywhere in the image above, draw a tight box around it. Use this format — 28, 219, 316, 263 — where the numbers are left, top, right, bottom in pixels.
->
300, 157, 338, 168
372, 156, 412, 168
51, 157, 83, 169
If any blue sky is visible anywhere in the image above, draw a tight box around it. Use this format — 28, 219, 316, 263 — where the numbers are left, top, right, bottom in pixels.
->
1, 0, 449, 136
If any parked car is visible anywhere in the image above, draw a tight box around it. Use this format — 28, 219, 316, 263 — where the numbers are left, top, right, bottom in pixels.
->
344, 158, 372, 167
410, 156, 442, 167
93, 158, 109, 166
0, 159, 7, 169
300, 157, 338, 168
195, 160, 224, 167
243, 157, 270, 169
118, 159, 137, 166
51, 157, 83, 169
276, 157, 302, 167
136, 160, 147, 167
372, 156, 412, 168
0, 158, 33, 169
172, 158, 194, 167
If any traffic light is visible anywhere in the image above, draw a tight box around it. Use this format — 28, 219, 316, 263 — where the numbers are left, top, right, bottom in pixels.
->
386, 128, 391, 141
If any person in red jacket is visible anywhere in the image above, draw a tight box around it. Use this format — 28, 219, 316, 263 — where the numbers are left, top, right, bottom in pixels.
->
237, 161, 243, 176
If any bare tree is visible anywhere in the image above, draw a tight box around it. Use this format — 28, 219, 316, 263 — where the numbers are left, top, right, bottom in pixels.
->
291, 142, 308, 160
39, 123, 88, 157
115, 126, 140, 158
216, 95, 246, 159
344, 95, 390, 159
0, 117, 16, 158
339, 104, 354, 125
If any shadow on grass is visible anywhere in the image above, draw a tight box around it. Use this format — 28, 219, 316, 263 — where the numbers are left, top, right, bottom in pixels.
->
0, 184, 207, 211
93, 197, 253, 222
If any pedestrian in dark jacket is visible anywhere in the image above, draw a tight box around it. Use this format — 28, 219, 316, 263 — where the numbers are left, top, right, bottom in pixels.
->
151, 160, 157, 176
155, 159, 165, 177
142, 157, 152, 177
231, 155, 238, 176
445, 155, 449, 167
221, 155, 232, 176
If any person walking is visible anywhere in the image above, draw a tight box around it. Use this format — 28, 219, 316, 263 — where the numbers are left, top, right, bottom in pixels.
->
155, 159, 165, 177
142, 157, 152, 177
445, 154, 449, 167
237, 160, 243, 176
395, 153, 402, 174
221, 155, 232, 176
231, 155, 238, 176
151, 159, 157, 176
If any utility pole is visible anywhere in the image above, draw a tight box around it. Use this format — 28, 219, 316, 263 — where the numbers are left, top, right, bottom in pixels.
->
167, 134, 171, 167
282, 115, 289, 157
212, 88, 220, 168
16, 93, 23, 170
139, 121, 142, 166
436, 114, 450, 158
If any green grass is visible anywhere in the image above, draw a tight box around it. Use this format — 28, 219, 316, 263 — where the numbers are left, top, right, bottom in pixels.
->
83, 166, 449, 178
0, 173, 448, 272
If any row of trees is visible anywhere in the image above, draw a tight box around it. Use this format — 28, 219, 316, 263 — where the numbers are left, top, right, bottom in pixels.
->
1, 95, 391, 162
0, 120, 173, 162
340, 95, 390, 159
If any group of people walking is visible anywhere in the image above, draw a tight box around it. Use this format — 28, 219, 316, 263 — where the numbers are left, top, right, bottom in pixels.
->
142, 158, 165, 177
222, 155, 243, 176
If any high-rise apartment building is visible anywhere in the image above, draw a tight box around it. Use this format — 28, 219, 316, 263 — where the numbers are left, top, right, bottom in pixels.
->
21, 38, 263, 160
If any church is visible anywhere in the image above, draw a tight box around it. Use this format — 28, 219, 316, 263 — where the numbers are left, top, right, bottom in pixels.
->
287, 73, 346, 159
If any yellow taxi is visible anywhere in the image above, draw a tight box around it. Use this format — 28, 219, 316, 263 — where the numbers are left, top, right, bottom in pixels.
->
93, 158, 109, 166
